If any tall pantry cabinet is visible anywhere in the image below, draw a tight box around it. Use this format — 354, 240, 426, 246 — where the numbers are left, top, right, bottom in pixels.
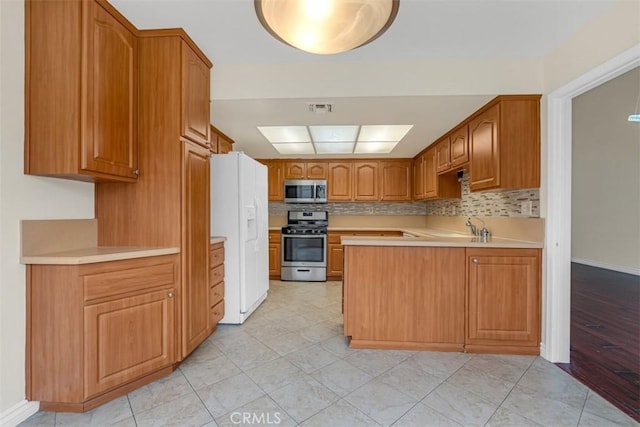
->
96, 30, 213, 361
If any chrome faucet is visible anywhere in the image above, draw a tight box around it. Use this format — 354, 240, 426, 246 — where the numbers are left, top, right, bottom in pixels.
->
466, 216, 490, 240
465, 218, 477, 236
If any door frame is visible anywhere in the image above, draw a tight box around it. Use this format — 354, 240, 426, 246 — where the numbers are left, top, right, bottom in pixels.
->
543, 44, 640, 362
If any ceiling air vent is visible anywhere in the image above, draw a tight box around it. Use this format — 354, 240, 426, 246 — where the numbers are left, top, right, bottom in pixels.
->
308, 103, 333, 114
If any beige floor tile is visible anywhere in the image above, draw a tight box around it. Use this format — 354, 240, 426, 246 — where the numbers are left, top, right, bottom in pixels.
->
268, 376, 339, 423
344, 379, 418, 426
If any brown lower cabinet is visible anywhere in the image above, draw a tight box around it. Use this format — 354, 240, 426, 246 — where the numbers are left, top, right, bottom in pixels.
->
268, 230, 281, 279
343, 245, 541, 354
27, 255, 179, 412
209, 242, 225, 328
327, 231, 402, 279
465, 248, 541, 353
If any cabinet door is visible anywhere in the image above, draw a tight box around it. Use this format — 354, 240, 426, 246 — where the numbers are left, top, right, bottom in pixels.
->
262, 160, 284, 201
423, 149, 438, 199
412, 155, 425, 200
353, 161, 379, 201
435, 138, 451, 173
284, 161, 306, 179
182, 142, 211, 357
327, 243, 344, 277
328, 162, 353, 201
380, 160, 411, 201
268, 243, 281, 278
84, 288, 175, 398
449, 125, 469, 168
466, 249, 540, 349
82, 1, 138, 180
469, 104, 500, 191
306, 161, 328, 179
218, 136, 233, 154
268, 231, 281, 278
181, 43, 210, 147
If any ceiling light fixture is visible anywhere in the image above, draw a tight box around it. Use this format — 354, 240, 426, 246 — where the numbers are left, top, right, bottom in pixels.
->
258, 124, 412, 154
254, 0, 400, 55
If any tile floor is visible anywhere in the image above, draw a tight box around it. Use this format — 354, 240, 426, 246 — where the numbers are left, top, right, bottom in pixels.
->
20, 280, 638, 427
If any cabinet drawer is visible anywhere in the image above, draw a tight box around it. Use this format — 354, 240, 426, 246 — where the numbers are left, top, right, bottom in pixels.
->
210, 264, 224, 286
209, 282, 224, 307
210, 246, 224, 267
210, 300, 225, 325
83, 262, 176, 302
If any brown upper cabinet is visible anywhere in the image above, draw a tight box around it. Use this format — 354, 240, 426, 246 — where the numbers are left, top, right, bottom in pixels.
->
25, 0, 139, 182
413, 94, 540, 195
181, 45, 210, 147
415, 148, 461, 201
210, 125, 234, 154
353, 161, 379, 201
258, 160, 285, 201
412, 154, 426, 200
284, 161, 327, 179
449, 125, 470, 169
468, 96, 540, 191
260, 158, 412, 202
436, 125, 469, 174
380, 160, 412, 201
284, 162, 306, 179
328, 162, 353, 201
435, 138, 451, 174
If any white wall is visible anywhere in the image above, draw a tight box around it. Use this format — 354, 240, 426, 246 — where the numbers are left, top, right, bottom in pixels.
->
542, 0, 639, 94
571, 67, 640, 273
0, 0, 94, 416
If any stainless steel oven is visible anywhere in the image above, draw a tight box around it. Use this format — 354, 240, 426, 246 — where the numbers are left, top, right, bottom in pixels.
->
281, 211, 328, 281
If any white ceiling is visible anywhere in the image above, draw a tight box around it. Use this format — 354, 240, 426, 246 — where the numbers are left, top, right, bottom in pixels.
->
112, 0, 615, 158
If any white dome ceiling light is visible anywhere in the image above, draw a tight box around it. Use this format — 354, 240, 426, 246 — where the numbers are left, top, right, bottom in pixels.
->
255, 0, 400, 55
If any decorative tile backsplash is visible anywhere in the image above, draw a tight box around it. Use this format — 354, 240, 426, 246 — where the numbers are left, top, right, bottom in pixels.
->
268, 201, 428, 216
268, 174, 539, 218
425, 174, 540, 217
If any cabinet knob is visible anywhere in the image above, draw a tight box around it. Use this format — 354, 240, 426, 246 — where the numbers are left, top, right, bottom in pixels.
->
472, 258, 478, 263
168, 291, 174, 298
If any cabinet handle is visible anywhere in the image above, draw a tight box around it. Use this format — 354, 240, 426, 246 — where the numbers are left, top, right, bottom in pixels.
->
167, 291, 174, 298
472, 258, 478, 263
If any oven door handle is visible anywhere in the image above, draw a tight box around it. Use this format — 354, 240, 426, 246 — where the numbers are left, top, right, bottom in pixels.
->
282, 234, 327, 239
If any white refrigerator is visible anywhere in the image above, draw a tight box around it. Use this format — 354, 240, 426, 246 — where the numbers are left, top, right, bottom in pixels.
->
210, 152, 269, 324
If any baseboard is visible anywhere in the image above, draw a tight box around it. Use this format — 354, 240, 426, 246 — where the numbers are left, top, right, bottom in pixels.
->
571, 258, 640, 276
0, 400, 39, 427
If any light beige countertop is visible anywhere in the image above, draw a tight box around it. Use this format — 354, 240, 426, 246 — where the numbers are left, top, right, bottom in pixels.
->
210, 236, 226, 244
21, 246, 180, 265
341, 234, 542, 249
269, 215, 544, 248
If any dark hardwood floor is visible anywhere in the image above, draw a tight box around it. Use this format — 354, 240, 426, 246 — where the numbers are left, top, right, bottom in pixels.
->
557, 263, 640, 422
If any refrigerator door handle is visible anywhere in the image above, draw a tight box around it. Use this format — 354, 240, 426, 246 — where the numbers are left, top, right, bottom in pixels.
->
254, 197, 261, 251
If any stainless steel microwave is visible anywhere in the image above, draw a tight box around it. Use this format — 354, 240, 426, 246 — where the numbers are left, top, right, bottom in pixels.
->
283, 180, 327, 203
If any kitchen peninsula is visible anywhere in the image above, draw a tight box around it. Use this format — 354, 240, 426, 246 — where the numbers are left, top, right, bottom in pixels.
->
340, 224, 543, 356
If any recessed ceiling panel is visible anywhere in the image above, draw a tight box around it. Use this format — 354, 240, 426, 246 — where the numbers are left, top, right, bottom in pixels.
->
358, 125, 413, 142
309, 125, 359, 142
271, 142, 315, 154
314, 142, 355, 154
354, 141, 399, 153
257, 126, 311, 143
